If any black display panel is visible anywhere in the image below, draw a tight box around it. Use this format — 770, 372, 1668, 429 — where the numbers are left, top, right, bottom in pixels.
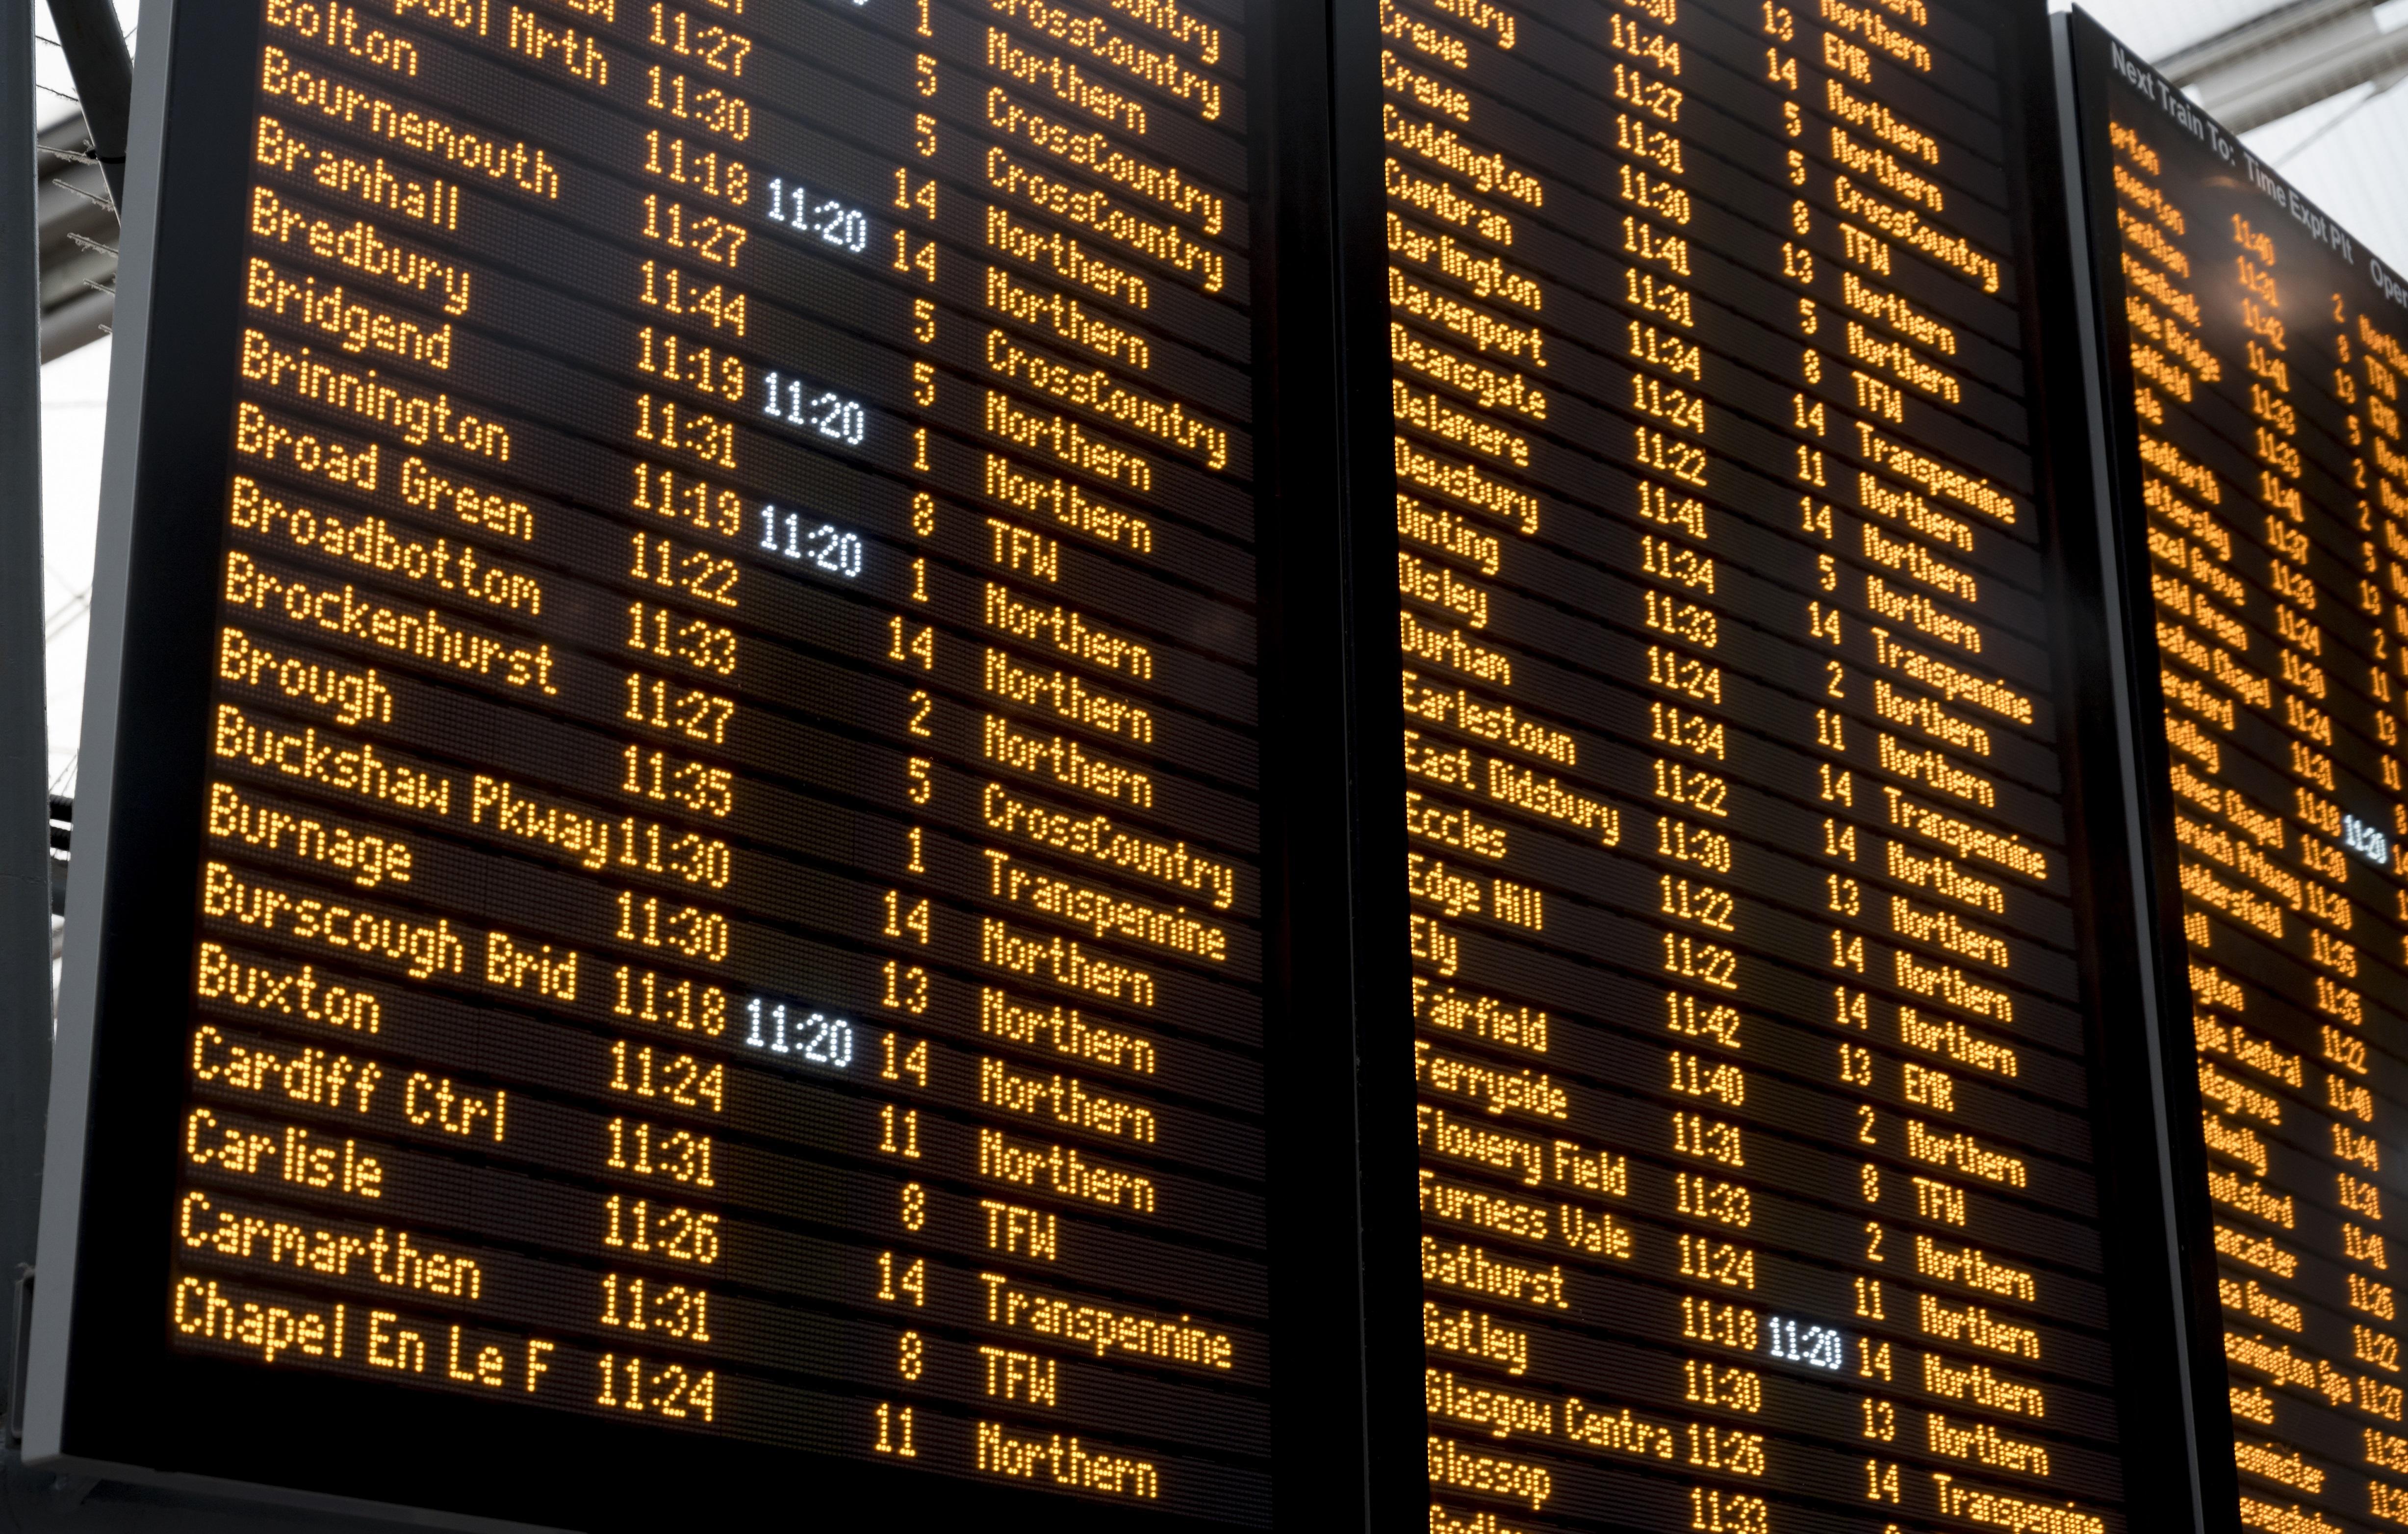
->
25, 0, 1362, 1528
1372, 2, 2180, 1530
2066, 10, 2408, 1530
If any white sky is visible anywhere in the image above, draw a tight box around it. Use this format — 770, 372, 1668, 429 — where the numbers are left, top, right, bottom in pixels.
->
31, 0, 2408, 803
40, 338, 106, 797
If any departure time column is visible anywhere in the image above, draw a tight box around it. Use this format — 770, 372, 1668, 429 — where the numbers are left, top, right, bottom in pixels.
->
613, 2, 751, 1435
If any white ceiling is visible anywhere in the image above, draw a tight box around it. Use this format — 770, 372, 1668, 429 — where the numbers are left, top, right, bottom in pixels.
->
2068, 0, 2317, 61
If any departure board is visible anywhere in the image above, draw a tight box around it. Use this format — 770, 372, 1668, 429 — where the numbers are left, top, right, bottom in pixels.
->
1380, 2, 2157, 1531
21, 0, 1356, 1527
2066, 11, 2408, 1531
44, 0, 2399, 1529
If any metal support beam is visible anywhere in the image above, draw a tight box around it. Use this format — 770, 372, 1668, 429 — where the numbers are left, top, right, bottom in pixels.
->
2158, 0, 2408, 133
0, 0, 50, 1449
36, 115, 111, 362
36, 0, 123, 208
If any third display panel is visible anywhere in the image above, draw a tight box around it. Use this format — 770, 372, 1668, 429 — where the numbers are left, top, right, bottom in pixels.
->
2066, 8, 2408, 1530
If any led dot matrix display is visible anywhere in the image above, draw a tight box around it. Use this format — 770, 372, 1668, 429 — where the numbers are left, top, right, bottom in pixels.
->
27, 4, 2400, 1534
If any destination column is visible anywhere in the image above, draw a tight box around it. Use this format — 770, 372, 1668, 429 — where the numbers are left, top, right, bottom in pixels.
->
184, 1, 590, 1423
